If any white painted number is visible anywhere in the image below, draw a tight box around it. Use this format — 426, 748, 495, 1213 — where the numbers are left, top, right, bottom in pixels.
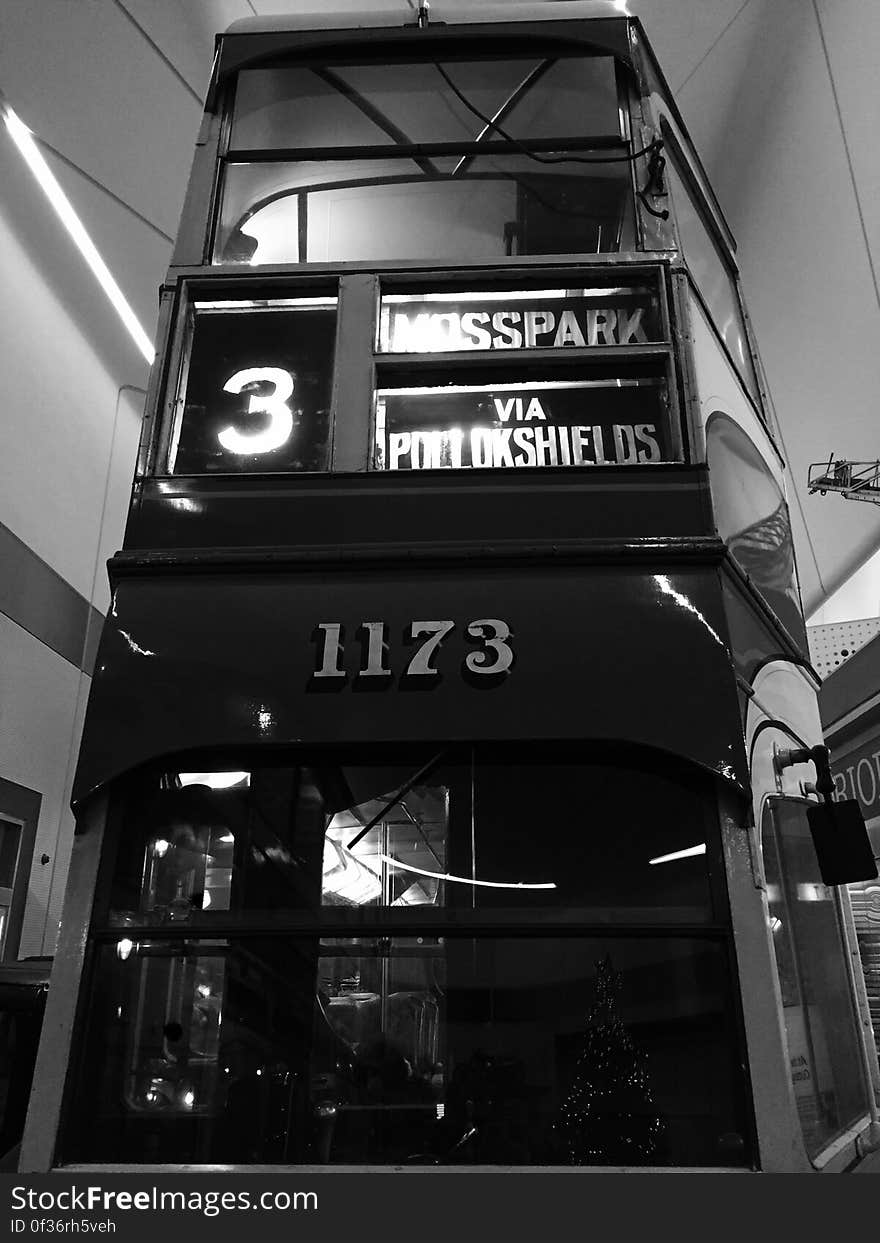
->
359, 621, 393, 678
218, 367, 294, 455
406, 620, 455, 676
465, 618, 514, 675
311, 617, 513, 682
313, 622, 345, 679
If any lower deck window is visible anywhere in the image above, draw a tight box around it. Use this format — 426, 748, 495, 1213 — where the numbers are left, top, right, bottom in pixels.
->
63, 748, 751, 1167
761, 798, 871, 1159
67, 935, 744, 1167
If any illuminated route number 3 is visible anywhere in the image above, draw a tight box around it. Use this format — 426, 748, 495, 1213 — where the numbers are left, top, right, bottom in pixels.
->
312, 619, 514, 681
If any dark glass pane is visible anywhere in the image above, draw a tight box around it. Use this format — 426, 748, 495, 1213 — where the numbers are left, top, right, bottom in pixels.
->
467, 762, 712, 917
230, 58, 621, 150
215, 155, 635, 265
66, 936, 748, 1167
107, 769, 327, 924
762, 801, 869, 1158
171, 303, 336, 475
707, 415, 807, 652
374, 378, 671, 472
106, 755, 714, 925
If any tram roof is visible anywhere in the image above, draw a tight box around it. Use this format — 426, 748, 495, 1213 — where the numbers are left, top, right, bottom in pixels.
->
224, 4, 631, 37
213, 2, 639, 108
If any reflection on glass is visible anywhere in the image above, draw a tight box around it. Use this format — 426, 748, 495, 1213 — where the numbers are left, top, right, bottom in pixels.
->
707, 414, 807, 652
323, 784, 447, 908
125, 953, 225, 1117
762, 800, 869, 1158
68, 936, 747, 1166
215, 156, 635, 265
108, 756, 715, 924
141, 819, 233, 918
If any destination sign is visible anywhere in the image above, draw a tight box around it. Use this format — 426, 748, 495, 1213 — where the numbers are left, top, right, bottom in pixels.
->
378, 281, 663, 354
172, 301, 336, 475
374, 379, 670, 472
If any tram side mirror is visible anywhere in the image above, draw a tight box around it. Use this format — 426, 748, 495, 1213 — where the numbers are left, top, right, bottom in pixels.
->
806, 799, 879, 885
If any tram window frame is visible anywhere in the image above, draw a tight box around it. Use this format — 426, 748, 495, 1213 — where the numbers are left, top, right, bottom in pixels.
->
209, 48, 643, 268
63, 744, 754, 1168
659, 123, 765, 422
760, 795, 873, 1162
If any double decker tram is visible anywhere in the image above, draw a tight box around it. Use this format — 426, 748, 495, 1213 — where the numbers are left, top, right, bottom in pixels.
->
21, 2, 880, 1173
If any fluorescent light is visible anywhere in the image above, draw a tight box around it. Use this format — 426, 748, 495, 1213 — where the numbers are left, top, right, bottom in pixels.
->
648, 843, 707, 866
178, 771, 250, 790
2, 98, 155, 364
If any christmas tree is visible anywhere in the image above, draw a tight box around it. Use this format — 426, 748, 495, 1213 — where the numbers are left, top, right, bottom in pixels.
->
553, 955, 665, 1164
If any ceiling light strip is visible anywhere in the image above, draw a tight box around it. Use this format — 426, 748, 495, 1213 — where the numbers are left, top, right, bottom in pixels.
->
2, 97, 155, 364
648, 843, 706, 866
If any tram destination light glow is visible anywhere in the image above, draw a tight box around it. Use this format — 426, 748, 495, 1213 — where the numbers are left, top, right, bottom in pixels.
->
379, 283, 663, 354
375, 379, 670, 472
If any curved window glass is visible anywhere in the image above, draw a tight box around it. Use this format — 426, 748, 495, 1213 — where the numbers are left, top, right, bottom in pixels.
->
761, 798, 870, 1160
706, 413, 806, 651
663, 141, 760, 408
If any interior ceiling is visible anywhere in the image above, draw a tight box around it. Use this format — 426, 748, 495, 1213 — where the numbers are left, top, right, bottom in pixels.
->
2, 0, 879, 618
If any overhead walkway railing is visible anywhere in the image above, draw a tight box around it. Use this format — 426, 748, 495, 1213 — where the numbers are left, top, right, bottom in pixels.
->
808, 457, 880, 504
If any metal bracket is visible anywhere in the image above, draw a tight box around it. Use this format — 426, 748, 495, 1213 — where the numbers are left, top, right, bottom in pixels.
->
773, 744, 835, 802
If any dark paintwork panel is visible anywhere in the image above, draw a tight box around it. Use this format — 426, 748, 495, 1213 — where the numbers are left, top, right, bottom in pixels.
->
73, 563, 746, 806
124, 465, 715, 552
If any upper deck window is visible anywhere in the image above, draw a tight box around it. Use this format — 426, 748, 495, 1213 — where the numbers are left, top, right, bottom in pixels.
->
230, 57, 621, 149
663, 143, 761, 409
214, 53, 636, 266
